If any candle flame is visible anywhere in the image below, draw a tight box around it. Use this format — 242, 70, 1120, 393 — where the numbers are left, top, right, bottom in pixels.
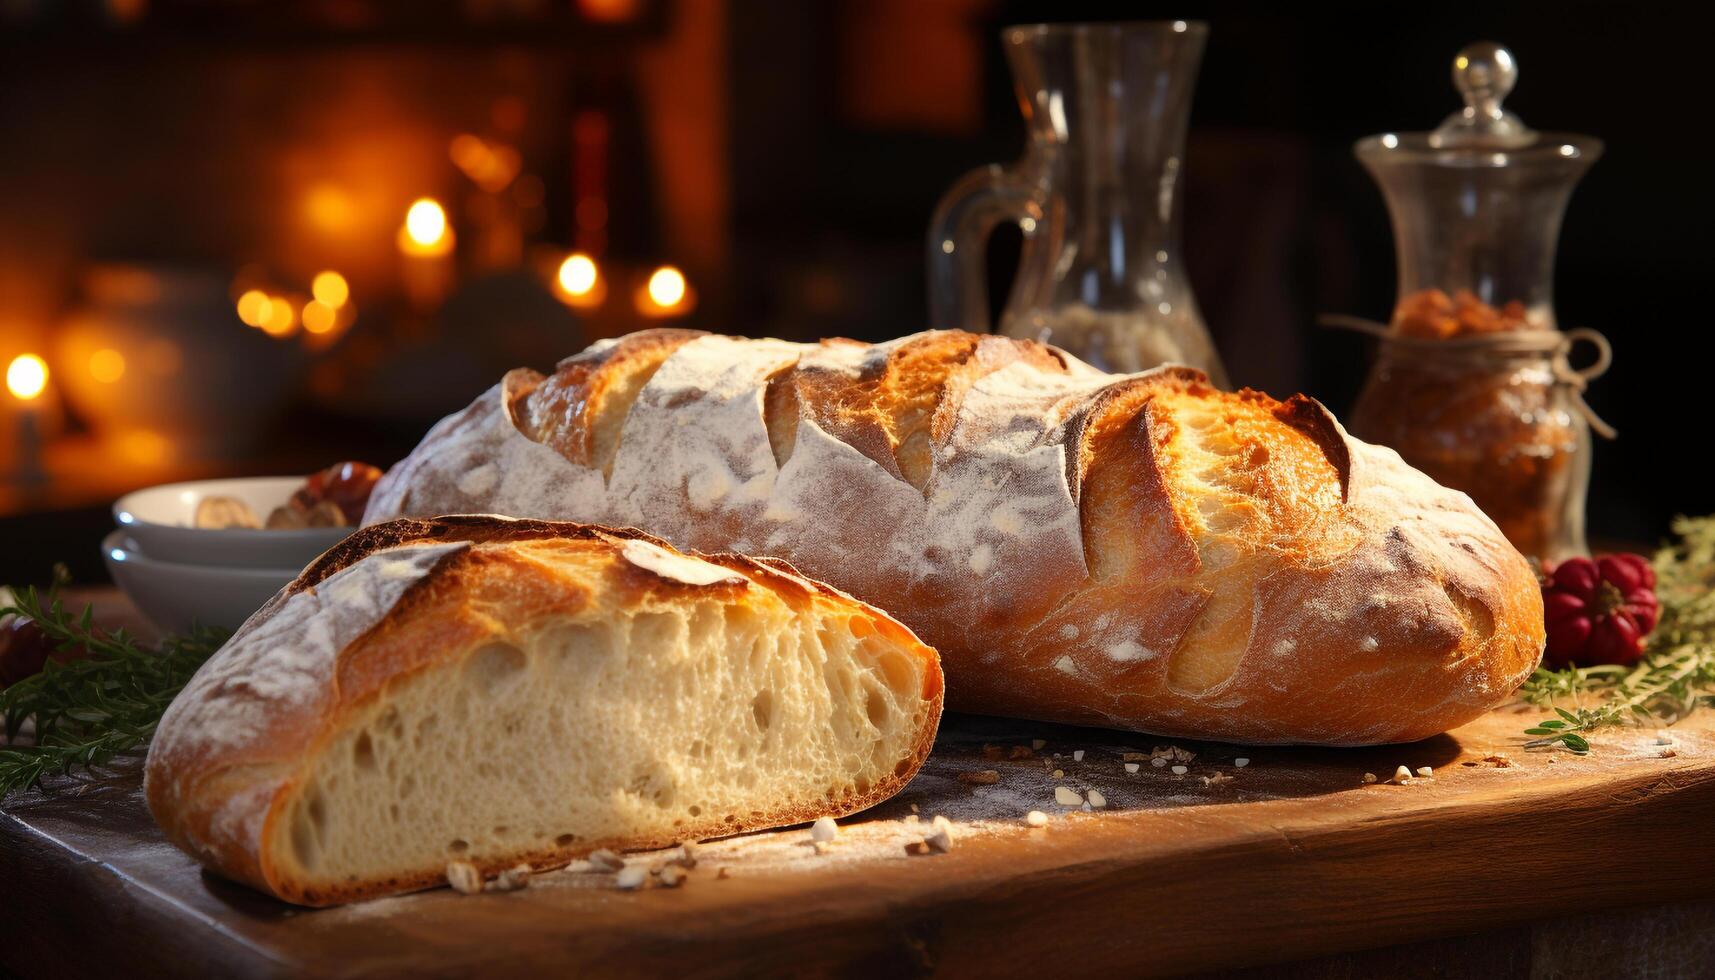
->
7, 354, 48, 401
303, 300, 338, 335
647, 266, 687, 308
236, 289, 273, 328
558, 254, 599, 297
311, 271, 350, 308
405, 198, 448, 247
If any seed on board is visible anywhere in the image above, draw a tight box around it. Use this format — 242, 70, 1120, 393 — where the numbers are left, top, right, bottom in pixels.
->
671, 841, 700, 869
1152, 757, 1169, 768
1073, 750, 1086, 762
1025, 810, 1050, 827
446, 860, 483, 895
1052, 769, 1065, 779
925, 815, 955, 853
1390, 765, 1413, 784
1363, 772, 1378, 784
658, 865, 687, 888
586, 849, 625, 873
1415, 766, 1433, 778
810, 816, 839, 842
1662, 747, 1679, 758
491, 864, 531, 892
1171, 765, 1188, 775
615, 865, 648, 890
1054, 786, 1083, 806
1124, 762, 1141, 774
1234, 758, 1251, 768
1087, 789, 1107, 808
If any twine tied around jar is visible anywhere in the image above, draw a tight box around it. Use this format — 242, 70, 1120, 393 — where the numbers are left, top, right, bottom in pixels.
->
1320, 315, 1616, 439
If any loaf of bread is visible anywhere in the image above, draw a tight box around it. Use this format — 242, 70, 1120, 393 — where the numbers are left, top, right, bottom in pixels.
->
364, 329, 1545, 745
144, 517, 942, 906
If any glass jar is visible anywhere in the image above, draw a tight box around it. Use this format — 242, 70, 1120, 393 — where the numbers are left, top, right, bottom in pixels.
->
1340, 42, 1610, 562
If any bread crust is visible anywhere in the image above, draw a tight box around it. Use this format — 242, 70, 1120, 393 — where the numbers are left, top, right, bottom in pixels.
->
364, 330, 1545, 746
144, 518, 943, 906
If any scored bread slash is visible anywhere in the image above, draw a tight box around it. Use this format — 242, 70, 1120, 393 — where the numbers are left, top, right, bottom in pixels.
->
1025, 810, 1049, 828
614, 865, 648, 890
585, 849, 625, 873
491, 864, 531, 892
957, 770, 1000, 785
446, 860, 483, 895
1054, 786, 1082, 806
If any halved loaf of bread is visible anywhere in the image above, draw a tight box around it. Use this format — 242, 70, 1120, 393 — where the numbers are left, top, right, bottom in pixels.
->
143, 517, 943, 906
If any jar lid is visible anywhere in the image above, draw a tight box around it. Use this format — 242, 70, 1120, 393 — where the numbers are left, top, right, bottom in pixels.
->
1356, 42, 1602, 167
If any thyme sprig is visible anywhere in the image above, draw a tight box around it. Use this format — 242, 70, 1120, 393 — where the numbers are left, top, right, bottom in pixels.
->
1518, 515, 1715, 753
1, 584, 226, 797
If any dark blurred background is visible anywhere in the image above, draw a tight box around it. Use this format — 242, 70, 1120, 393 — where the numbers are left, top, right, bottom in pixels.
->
0, 0, 1706, 583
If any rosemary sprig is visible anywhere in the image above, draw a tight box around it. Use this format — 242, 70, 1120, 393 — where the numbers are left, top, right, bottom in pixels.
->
1, 585, 226, 797
1518, 515, 1715, 753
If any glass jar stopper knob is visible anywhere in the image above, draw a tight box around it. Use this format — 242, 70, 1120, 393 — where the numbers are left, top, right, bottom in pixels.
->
1431, 41, 1534, 149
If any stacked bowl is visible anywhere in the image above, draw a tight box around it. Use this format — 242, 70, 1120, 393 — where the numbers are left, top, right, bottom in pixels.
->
106, 477, 354, 634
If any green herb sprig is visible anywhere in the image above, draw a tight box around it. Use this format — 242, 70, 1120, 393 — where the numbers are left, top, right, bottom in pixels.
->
1518, 515, 1715, 753
1, 585, 226, 797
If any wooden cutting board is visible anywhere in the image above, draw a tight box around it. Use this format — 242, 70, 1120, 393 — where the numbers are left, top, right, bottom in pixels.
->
3, 701, 1712, 979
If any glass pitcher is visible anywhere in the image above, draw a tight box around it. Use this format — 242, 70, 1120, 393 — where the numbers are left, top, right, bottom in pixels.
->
927, 20, 1227, 386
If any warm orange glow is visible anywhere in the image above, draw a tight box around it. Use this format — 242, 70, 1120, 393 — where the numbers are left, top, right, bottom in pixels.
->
236, 289, 272, 327
6, 354, 48, 401
311, 271, 350, 308
302, 300, 338, 334
558, 254, 599, 296
117, 429, 171, 466
647, 266, 687, 308
89, 348, 127, 383
303, 183, 356, 234
261, 297, 298, 337
405, 198, 448, 247
578, 0, 642, 23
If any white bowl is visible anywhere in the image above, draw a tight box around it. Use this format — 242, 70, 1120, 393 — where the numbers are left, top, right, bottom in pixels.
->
102, 530, 295, 634
113, 476, 353, 568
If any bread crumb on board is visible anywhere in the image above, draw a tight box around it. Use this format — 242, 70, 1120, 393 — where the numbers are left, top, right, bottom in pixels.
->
1234, 758, 1250, 768
1124, 762, 1141, 774
1087, 789, 1107, 808
1415, 766, 1434, 778
1363, 772, 1378, 784
957, 769, 1001, 785
1170, 765, 1188, 775
810, 816, 839, 843
1025, 810, 1049, 827
1072, 750, 1085, 762
490, 864, 532, 892
1054, 786, 1083, 806
446, 860, 483, 895
1390, 765, 1413, 784
585, 849, 625, 873
614, 865, 648, 890
658, 865, 688, 888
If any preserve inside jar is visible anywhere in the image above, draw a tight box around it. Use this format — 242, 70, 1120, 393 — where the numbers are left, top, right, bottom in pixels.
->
1341, 43, 1607, 561
1349, 306, 1592, 561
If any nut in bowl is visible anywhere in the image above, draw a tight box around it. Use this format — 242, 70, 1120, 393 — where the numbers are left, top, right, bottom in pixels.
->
105, 464, 384, 632
112, 464, 380, 569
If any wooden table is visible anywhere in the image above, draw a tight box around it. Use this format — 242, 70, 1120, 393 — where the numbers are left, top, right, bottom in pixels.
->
4, 591, 1714, 979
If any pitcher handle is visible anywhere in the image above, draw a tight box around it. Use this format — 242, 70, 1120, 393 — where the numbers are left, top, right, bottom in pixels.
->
927, 164, 1038, 333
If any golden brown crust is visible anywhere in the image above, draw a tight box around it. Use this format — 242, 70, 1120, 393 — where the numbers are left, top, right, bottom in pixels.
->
364, 330, 1544, 747
145, 517, 943, 907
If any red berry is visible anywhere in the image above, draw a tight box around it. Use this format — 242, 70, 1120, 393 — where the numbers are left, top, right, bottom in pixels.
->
1540, 553, 1659, 667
